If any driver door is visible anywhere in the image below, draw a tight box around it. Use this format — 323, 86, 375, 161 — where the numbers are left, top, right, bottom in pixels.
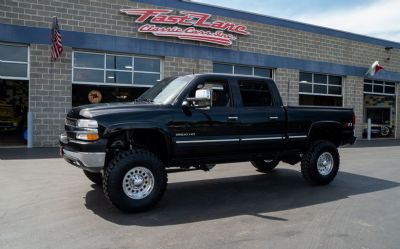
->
170, 77, 240, 159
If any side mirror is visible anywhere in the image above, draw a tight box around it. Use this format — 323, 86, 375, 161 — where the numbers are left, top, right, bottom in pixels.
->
184, 88, 212, 109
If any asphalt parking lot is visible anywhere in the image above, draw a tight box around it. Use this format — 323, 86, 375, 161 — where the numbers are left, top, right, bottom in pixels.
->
1, 144, 400, 249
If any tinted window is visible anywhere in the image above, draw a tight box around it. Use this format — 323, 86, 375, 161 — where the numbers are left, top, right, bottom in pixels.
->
254, 67, 272, 78
374, 85, 384, 93
213, 63, 233, 74
299, 83, 312, 93
329, 76, 342, 85
106, 71, 132, 84
329, 86, 342, 95
73, 52, 162, 86
299, 72, 312, 82
235, 65, 252, 75
73, 68, 104, 83
314, 84, 327, 94
364, 84, 372, 92
135, 58, 160, 72
74, 52, 104, 68
314, 74, 327, 84
0, 44, 28, 62
0, 62, 28, 78
134, 73, 161, 86
189, 80, 231, 107
363, 79, 396, 96
106, 55, 132, 70
238, 80, 272, 107
385, 86, 395, 94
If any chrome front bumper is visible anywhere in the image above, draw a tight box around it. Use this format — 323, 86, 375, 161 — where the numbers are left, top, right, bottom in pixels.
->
62, 149, 105, 173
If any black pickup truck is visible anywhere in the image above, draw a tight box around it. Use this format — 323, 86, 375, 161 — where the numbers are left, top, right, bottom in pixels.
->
60, 74, 356, 212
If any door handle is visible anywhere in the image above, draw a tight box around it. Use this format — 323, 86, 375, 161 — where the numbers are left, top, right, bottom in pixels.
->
269, 116, 279, 120
227, 116, 239, 121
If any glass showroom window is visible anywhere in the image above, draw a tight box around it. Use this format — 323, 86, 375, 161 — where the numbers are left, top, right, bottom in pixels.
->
299, 72, 343, 107
213, 63, 273, 78
0, 43, 29, 80
364, 79, 396, 96
73, 51, 161, 87
362, 79, 396, 139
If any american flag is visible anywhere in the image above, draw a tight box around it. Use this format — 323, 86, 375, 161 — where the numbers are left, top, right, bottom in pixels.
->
51, 17, 63, 61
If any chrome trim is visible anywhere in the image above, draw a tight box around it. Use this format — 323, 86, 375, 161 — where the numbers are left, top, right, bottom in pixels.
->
227, 116, 239, 121
241, 137, 284, 141
289, 135, 308, 139
176, 136, 286, 144
176, 139, 239, 144
63, 149, 105, 168
60, 133, 68, 144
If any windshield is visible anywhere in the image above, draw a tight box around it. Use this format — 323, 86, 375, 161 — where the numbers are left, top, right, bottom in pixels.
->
137, 75, 195, 105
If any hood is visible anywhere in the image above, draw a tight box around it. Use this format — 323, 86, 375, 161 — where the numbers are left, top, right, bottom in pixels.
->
67, 102, 163, 119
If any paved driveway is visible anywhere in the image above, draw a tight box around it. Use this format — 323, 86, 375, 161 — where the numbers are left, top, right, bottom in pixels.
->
1, 146, 399, 249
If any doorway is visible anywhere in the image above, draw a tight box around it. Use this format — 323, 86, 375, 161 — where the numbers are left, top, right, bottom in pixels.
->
0, 79, 29, 147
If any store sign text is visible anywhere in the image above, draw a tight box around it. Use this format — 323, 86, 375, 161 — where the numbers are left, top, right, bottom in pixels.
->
120, 9, 250, 46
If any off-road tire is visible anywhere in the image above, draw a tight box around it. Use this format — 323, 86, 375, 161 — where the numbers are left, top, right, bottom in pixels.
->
251, 160, 280, 173
83, 170, 103, 186
301, 140, 339, 185
103, 149, 167, 212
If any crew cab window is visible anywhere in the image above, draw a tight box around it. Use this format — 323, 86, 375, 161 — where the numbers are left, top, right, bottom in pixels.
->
238, 80, 272, 107
188, 80, 231, 107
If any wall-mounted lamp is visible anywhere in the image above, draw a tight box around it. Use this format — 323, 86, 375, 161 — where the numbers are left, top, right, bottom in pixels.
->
385, 47, 393, 62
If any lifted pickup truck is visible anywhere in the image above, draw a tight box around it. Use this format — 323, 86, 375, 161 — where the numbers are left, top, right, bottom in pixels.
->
60, 74, 356, 212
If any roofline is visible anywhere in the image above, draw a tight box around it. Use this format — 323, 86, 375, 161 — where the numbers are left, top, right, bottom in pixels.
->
192, 73, 273, 79
132, 0, 400, 49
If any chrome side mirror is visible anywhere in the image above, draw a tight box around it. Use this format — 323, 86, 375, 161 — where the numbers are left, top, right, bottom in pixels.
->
184, 88, 212, 109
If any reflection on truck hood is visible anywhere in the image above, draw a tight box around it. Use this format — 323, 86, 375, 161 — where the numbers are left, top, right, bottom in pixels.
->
67, 102, 162, 119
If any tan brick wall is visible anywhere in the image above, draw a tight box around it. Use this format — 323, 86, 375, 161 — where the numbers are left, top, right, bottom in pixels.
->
1, 0, 399, 72
343, 76, 364, 138
29, 44, 72, 146
2, 0, 399, 145
274, 68, 299, 106
164, 57, 212, 78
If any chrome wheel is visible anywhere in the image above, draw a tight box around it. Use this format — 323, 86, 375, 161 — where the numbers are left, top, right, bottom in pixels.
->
122, 167, 154, 200
317, 152, 334, 176
380, 126, 390, 136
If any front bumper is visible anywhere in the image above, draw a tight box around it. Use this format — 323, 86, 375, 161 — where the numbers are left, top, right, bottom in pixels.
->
61, 148, 105, 173
60, 133, 106, 173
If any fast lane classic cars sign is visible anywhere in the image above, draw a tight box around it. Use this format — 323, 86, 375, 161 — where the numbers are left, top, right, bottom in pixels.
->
120, 9, 250, 46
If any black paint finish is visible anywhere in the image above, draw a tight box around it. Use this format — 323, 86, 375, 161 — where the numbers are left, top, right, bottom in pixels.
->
61, 74, 356, 166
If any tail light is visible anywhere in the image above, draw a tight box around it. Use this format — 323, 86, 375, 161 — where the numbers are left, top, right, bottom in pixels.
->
352, 112, 356, 128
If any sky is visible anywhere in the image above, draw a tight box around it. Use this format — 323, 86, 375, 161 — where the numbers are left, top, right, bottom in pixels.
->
192, 0, 400, 43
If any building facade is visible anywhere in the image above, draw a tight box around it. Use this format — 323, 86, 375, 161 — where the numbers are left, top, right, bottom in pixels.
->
0, 0, 399, 147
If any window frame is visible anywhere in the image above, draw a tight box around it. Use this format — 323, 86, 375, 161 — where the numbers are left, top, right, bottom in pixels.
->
237, 79, 275, 108
189, 79, 233, 108
213, 62, 274, 79
0, 43, 30, 80
299, 72, 343, 97
72, 51, 163, 87
363, 79, 396, 96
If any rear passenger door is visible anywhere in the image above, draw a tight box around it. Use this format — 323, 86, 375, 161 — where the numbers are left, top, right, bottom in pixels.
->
235, 79, 285, 157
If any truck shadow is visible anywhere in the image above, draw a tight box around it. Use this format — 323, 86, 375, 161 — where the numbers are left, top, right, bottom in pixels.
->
84, 168, 399, 226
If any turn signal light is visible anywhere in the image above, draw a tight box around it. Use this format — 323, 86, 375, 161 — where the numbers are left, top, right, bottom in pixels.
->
76, 133, 99, 141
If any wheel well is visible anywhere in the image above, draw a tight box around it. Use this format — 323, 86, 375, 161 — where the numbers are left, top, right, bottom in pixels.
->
308, 124, 342, 147
106, 129, 170, 164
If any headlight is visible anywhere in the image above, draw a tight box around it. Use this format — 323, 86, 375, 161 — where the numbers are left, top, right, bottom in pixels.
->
77, 119, 98, 128
76, 119, 99, 141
